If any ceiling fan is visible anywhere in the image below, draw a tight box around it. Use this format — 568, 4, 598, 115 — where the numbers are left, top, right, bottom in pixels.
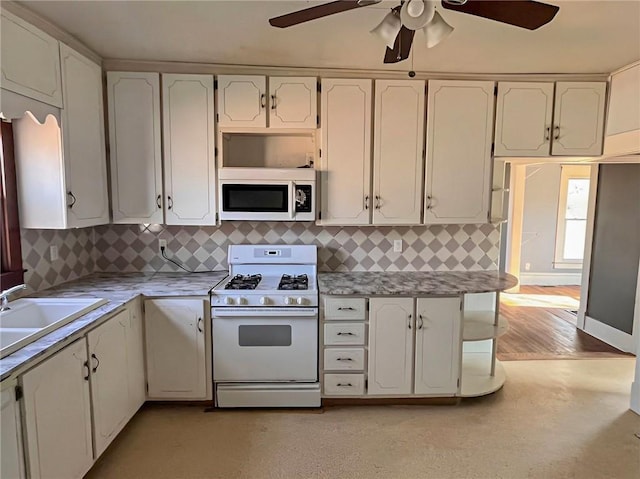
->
269, 0, 560, 64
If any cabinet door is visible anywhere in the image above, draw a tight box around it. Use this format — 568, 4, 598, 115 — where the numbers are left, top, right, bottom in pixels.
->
145, 299, 207, 399
60, 44, 109, 227
415, 297, 462, 396
1, 380, 25, 479
126, 299, 146, 419
0, 10, 62, 107
22, 339, 93, 479
217, 75, 266, 127
320, 79, 372, 225
107, 72, 163, 224
368, 298, 414, 395
87, 310, 131, 458
425, 80, 494, 224
269, 76, 317, 129
162, 74, 216, 225
373, 80, 425, 225
494, 82, 554, 157
552, 82, 607, 156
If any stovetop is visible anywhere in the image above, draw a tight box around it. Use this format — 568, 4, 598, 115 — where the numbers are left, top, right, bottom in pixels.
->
224, 274, 263, 290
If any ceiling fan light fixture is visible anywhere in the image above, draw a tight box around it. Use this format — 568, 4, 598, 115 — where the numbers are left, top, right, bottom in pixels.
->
423, 10, 454, 48
370, 10, 402, 49
401, 0, 435, 30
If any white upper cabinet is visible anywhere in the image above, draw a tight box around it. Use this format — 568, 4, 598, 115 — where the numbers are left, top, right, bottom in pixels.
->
217, 75, 317, 129
162, 74, 216, 225
268, 76, 317, 128
425, 80, 494, 224
604, 63, 640, 156
494, 81, 607, 157
368, 297, 414, 396
217, 75, 267, 127
13, 44, 109, 229
552, 82, 607, 156
107, 71, 163, 224
1, 9, 62, 107
494, 82, 554, 157
320, 78, 372, 225
414, 297, 462, 396
372, 80, 425, 225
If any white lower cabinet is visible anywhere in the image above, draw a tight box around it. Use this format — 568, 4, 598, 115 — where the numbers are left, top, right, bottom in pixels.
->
22, 338, 94, 479
126, 299, 146, 417
1, 379, 25, 479
145, 298, 208, 399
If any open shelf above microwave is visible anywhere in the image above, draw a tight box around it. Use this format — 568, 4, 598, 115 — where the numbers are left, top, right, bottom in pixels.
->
221, 131, 316, 169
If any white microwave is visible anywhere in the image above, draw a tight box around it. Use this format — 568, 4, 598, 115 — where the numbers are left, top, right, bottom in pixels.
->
218, 168, 315, 221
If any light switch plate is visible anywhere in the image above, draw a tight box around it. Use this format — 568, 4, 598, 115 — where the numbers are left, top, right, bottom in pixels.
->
49, 245, 58, 261
393, 240, 402, 253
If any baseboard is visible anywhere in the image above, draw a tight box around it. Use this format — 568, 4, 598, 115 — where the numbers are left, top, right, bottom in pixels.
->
519, 272, 582, 286
631, 380, 640, 415
584, 316, 634, 353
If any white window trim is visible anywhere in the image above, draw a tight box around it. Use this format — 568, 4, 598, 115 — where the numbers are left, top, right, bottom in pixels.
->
554, 165, 592, 270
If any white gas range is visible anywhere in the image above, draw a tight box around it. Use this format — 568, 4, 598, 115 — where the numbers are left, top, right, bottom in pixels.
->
211, 244, 320, 408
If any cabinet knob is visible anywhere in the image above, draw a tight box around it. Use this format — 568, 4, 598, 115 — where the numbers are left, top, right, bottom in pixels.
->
426, 196, 433, 210
260, 93, 266, 109
156, 195, 162, 209
167, 196, 173, 210
91, 353, 100, 373
67, 191, 77, 209
375, 195, 381, 210
408, 314, 412, 329
271, 94, 277, 110
364, 195, 369, 210
554, 125, 560, 140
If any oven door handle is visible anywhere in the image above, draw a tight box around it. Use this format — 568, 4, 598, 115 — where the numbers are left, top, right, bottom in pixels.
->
289, 181, 296, 220
212, 308, 318, 318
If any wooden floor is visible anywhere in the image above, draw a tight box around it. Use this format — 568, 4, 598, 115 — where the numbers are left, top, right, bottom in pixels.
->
496, 285, 632, 360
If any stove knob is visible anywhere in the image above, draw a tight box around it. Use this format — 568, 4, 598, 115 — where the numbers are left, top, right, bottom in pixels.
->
284, 297, 294, 305
296, 297, 306, 305
260, 297, 270, 305
224, 297, 234, 305
237, 297, 247, 305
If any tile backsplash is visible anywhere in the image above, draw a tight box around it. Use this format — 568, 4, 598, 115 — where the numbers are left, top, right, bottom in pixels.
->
20, 222, 500, 292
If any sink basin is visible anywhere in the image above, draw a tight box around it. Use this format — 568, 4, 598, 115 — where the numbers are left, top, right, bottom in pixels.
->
0, 297, 108, 358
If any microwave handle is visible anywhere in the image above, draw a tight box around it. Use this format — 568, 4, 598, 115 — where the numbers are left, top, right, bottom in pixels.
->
290, 181, 296, 220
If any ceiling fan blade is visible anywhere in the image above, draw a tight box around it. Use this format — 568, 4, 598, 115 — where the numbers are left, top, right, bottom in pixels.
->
384, 26, 415, 64
441, 0, 559, 30
269, 0, 380, 28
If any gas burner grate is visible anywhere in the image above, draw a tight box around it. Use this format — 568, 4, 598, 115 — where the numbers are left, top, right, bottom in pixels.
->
278, 274, 309, 290
225, 274, 262, 290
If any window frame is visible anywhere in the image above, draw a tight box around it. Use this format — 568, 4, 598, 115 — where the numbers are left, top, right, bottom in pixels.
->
1, 120, 25, 289
554, 164, 592, 270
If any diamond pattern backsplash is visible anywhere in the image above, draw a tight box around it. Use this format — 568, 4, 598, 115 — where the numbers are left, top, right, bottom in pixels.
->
20, 222, 500, 292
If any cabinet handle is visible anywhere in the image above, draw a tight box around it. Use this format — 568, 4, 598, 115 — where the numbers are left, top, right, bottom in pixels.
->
83, 361, 90, 380
67, 191, 76, 209
418, 314, 424, 330
408, 314, 412, 329
271, 94, 276, 110
336, 357, 354, 361
336, 332, 355, 336
545, 126, 550, 141
554, 125, 560, 140
426, 196, 433, 210
197, 317, 203, 333
337, 383, 353, 387
364, 195, 369, 210
375, 195, 381, 210
156, 195, 162, 209
91, 353, 100, 373
168, 196, 173, 210
260, 93, 266, 109
337, 307, 356, 311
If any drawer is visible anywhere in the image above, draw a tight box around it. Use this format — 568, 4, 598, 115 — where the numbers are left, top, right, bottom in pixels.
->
323, 297, 366, 320
324, 323, 365, 346
324, 348, 365, 371
323, 374, 365, 396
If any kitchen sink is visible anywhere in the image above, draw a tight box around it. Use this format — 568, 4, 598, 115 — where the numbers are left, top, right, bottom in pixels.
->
0, 297, 108, 358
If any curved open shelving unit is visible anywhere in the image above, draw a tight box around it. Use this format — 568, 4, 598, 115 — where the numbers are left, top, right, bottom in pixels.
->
463, 311, 509, 341
460, 352, 506, 398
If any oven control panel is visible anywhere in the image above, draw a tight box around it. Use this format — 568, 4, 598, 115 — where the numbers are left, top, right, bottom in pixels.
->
211, 294, 317, 307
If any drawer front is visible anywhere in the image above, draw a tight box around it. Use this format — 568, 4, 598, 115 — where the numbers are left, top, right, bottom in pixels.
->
324, 348, 365, 371
323, 374, 365, 396
323, 297, 366, 320
324, 323, 365, 346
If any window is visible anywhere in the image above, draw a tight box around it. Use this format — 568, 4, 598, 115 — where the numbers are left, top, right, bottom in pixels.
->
554, 165, 591, 269
0, 120, 24, 289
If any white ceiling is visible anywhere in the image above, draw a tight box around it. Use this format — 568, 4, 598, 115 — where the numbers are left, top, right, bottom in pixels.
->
18, 0, 640, 74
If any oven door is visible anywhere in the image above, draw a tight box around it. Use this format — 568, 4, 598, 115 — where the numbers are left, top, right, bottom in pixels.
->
212, 308, 318, 382
219, 181, 294, 221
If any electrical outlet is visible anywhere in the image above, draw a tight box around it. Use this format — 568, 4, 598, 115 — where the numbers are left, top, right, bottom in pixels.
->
525, 262, 531, 271
393, 240, 402, 253
49, 245, 58, 261
158, 239, 167, 253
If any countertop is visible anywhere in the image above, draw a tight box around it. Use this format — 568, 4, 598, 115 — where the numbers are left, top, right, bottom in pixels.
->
317, 271, 518, 296
0, 271, 227, 381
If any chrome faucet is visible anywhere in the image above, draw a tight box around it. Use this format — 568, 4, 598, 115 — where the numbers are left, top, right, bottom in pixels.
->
0, 284, 26, 312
